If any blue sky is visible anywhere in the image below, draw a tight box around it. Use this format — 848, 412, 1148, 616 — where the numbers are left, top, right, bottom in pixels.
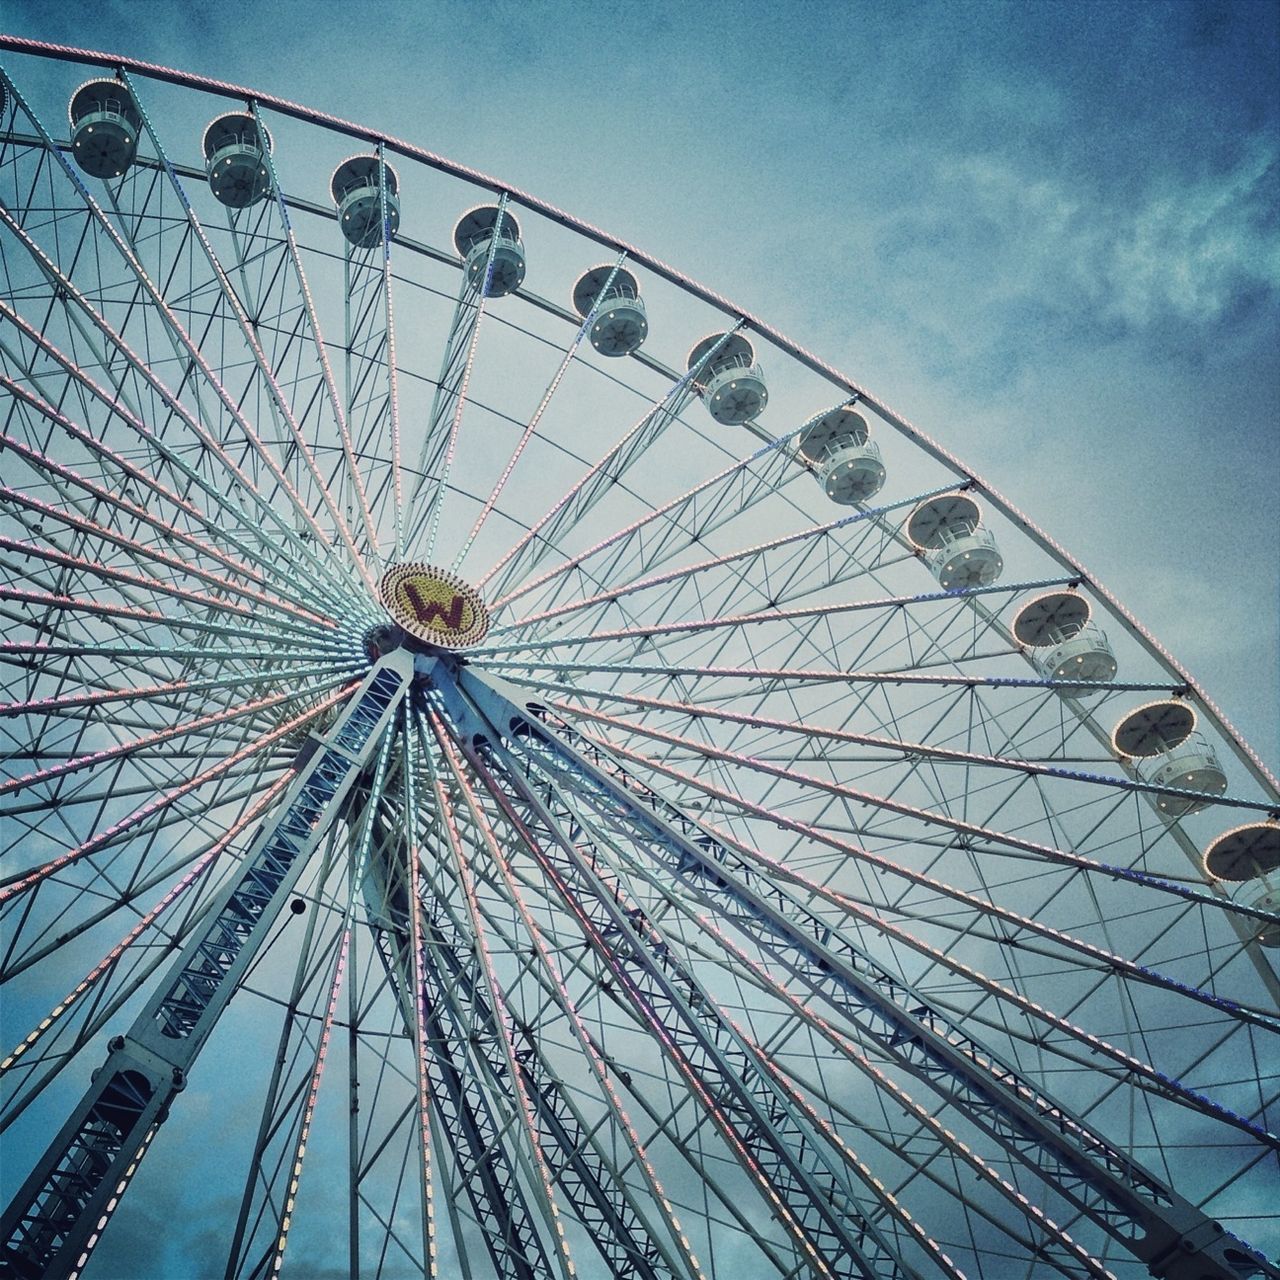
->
6, 0, 1274, 755
1, 4, 1278, 1273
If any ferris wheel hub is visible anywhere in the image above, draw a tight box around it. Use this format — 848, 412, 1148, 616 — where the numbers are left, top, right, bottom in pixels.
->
379, 562, 490, 650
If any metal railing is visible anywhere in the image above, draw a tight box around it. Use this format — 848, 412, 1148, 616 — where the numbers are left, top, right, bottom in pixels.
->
71, 96, 140, 128
205, 129, 268, 161
462, 229, 521, 258
816, 436, 880, 481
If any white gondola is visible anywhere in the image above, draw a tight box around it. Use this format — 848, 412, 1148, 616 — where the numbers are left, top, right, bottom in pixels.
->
1203, 822, 1280, 947
454, 205, 525, 297
686, 333, 767, 425
331, 154, 400, 249
906, 493, 1002, 589
1012, 590, 1116, 696
1111, 700, 1228, 816
69, 78, 142, 179
796, 404, 886, 504
573, 265, 647, 356
202, 112, 272, 208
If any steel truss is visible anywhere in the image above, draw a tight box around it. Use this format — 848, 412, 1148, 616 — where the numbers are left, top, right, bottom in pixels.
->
1, 39, 1277, 1280
429, 660, 1274, 1280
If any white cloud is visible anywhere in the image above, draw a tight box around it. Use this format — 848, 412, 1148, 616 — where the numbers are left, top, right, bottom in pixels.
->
935, 141, 1280, 332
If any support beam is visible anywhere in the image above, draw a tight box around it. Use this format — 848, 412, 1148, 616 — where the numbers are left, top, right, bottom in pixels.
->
0, 652, 411, 1280
435, 658, 1275, 1280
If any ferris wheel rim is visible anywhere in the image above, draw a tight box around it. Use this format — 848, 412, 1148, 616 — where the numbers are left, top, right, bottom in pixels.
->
0, 33, 1273, 796
1, 38, 1276, 1280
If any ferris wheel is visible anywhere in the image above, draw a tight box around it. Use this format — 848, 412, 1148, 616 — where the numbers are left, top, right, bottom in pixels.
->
0, 36, 1277, 1280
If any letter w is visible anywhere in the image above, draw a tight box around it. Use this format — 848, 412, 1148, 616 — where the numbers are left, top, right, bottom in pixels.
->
404, 583, 465, 630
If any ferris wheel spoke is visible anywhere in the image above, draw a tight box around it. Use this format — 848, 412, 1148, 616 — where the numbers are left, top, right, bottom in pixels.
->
415, 737, 768, 1275
425, 712, 706, 1280
426, 734, 646, 1280
119, 71, 381, 584
601, 729, 1276, 1032
0, 753, 285, 980
0, 358, 328, 613
0, 680, 353, 909
777, 1005, 1111, 1274
341, 976, 434, 1280
489, 484, 949, 638
488, 588, 1026, 741
330, 145, 404, 562
473, 577, 1071, 659
479, 326, 745, 601
1, 764, 290, 991
474, 655, 1180, 696
503, 803, 972, 1276
0, 663, 357, 722
488, 423, 801, 616
681, 795, 1274, 1142
536, 683, 1272, 817
929, 942, 1275, 1154
493, 699, 1276, 1276
0, 684, 325, 803
394, 714, 437, 1274
0, 217, 363, 613
250, 103, 384, 565
526, 700, 1274, 1074
0, 585, 334, 658
0, 641, 360, 676
0, 358, 350, 634
244, 921, 352, 1280
547, 701, 1280, 932
571, 1045, 801, 1277
0, 204, 369, 614
405, 193, 513, 562
0, 529, 328, 639
0, 482, 338, 643
1, 770, 293, 1127
362, 711, 572, 1278
433, 704, 925, 1280
451, 253, 631, 578
380, 148, 405, 562
400, 276, 481, 556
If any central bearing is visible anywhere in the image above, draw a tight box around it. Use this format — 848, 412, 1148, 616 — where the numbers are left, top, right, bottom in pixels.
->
379, 563, 490, 649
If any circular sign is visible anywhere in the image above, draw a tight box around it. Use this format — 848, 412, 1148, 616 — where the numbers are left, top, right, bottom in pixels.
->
380, 563, 490, 648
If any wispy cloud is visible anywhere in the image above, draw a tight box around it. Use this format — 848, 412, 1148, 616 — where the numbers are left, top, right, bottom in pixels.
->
852, 133, 1278, 400
938, 142, 1278, 331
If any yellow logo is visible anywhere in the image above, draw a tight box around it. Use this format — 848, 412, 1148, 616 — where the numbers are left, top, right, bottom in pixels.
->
380, 564, 489, 648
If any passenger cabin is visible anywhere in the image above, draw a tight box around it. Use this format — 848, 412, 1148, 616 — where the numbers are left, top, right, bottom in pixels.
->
686, 332, 767, 425
796, 403, 886, 505
331, 154, 400, 248
1111, 700, 1228, 816
69, 78, 142, 179
1012, 590, 1117, 696
906, 494, 1002, 589
1203, 822, 1280, 947
454, 205, 525, 297
203, 112, 272, 208
573, 265, 647, 356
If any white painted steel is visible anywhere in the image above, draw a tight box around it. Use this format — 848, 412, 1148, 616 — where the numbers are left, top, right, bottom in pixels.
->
0, 41, 1276, 1280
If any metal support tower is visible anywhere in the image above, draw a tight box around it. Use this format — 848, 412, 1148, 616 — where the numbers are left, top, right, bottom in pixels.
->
423, 656, 1275, 1280
0, 652, 413, 1280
